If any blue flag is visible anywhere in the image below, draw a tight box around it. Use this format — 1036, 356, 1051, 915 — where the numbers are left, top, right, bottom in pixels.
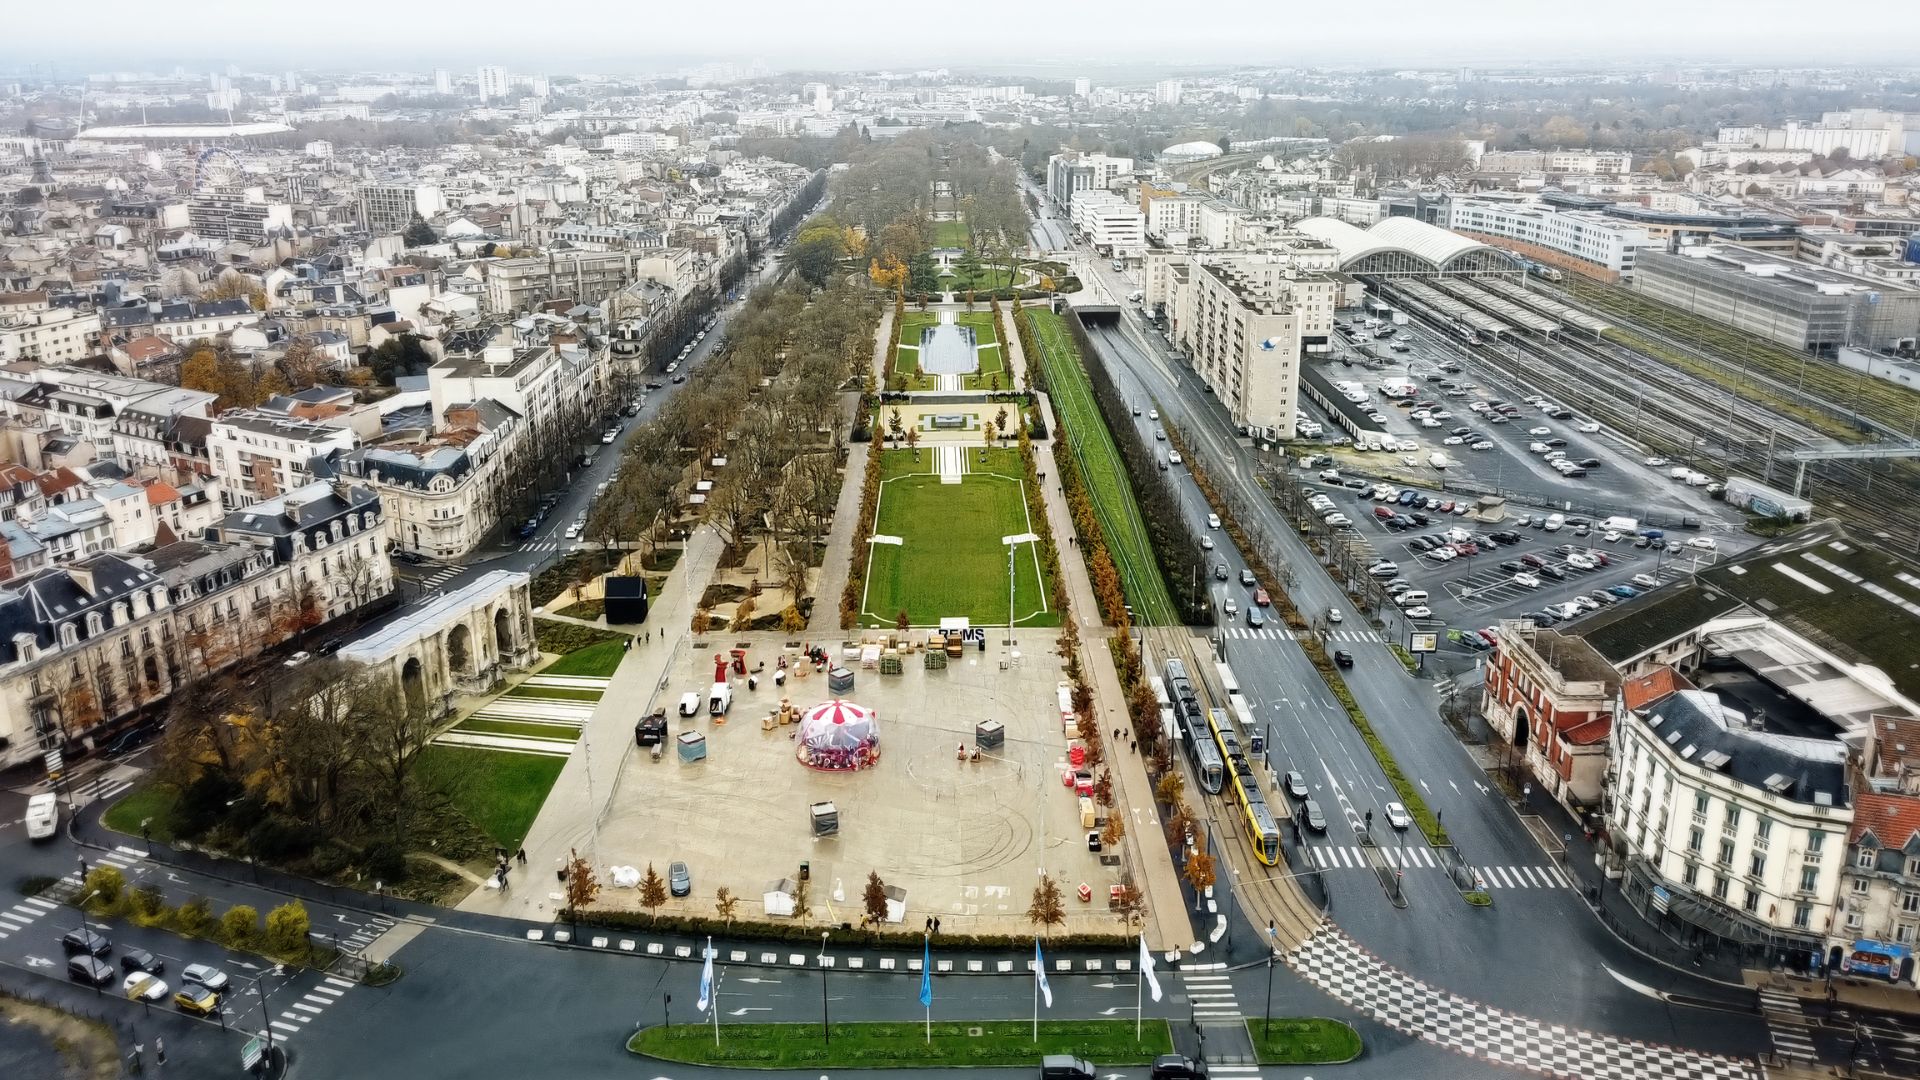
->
919, 939, 932, 1007
1034, 938, 1052, 1007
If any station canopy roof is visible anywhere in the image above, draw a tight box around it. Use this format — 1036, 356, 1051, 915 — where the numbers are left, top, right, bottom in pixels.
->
1298, 216, 1514, 273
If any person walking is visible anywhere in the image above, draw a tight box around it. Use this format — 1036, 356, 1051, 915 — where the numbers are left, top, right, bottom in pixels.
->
933, 917, 941, 935
516, 847, 528, 866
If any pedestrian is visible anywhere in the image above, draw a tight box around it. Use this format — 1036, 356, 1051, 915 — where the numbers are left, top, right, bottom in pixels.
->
925, 916, 933, 933
1131, 740, 1137, 754
155, 1037, 166, 1065
516, 847, 527, 866
934, 917, 941, 935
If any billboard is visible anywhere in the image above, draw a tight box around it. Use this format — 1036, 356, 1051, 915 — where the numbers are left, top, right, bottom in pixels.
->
1409, 632, 1439, 654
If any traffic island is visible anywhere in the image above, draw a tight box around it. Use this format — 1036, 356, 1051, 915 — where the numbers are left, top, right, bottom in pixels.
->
627, 1019, 1173, 1069
1244, 1017, 1363, 1065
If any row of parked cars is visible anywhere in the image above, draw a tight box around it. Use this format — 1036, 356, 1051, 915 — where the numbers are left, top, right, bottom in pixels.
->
61, 927, 230, 1014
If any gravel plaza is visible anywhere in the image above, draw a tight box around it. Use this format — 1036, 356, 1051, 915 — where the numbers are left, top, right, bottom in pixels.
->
591, 629, 1135, 934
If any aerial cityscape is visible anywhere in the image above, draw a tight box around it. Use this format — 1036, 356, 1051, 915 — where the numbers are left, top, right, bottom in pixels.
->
5, 5, 1920, 1079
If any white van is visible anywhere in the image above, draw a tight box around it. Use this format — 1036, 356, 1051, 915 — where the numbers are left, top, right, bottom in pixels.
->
1544, 513, 1566, 532
1398, 590, 1430, 606
25, 792, 58, 841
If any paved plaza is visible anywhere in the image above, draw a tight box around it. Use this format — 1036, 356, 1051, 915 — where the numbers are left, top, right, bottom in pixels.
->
590, 628, 1132, 934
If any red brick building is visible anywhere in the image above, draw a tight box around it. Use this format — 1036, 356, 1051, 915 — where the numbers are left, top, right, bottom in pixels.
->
1481, 620, 1621, 816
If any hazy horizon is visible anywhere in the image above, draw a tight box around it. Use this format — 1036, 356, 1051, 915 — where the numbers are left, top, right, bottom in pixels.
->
6, 0, 1920, 75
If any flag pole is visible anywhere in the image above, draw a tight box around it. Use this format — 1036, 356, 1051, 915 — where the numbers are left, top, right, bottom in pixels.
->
709, 937, 720, 1047
1136, 960, 1143, 1040
924, 933, 931, 1045
1032, 939, 1039, 1043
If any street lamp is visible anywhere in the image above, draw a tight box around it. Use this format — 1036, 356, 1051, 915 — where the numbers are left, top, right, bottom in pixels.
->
818, 931, 831, 1045
70, 889, 101, 997
1263, 920, 1277, 1038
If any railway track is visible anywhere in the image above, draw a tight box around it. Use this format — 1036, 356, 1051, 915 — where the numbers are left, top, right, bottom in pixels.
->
1143, 626, 1324, 950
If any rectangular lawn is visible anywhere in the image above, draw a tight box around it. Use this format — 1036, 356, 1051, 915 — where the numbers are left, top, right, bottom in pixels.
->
892, 311, 1003, 391
933, 218, 970, 248
416, 746, 567, 848
861, 449, 1057, 628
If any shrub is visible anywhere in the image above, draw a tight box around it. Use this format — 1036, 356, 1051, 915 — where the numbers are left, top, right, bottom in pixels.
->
533, 619, 628, 655
173, 772, 244, 839
81, 865, 126, 909
174, 895, 215, 938
218, 904, 261, 949
264, 901, 312, 959
360, 841, 408, 885
130, 884, 167, 923
247, 816, 320, 861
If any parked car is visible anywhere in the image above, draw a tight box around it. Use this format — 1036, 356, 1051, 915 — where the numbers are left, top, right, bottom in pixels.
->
1512, 573, 1541, 589
1499, 560, 1526, 573
124, 972, 170, 1003
181, 964, 229, 992
1609, 585, 1640, 599
669, 861, 692, 897
1151, 1055, 1207, 1080
1632, 573, 1660, 589
1284, 771, 1311, 799
1302, 800, 1328, 832
62, 928, 110, 957
120, 948, 162, 975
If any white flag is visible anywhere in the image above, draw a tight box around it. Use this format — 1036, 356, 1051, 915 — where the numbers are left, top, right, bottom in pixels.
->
1034, 939, 1052, 1008
1138, 934, 1162, 1002
696, 938, 715, 1013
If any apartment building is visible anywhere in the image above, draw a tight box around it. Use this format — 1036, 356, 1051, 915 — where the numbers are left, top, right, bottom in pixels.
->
0, 306, 102, 364
1046, 151, 1133, 209
1608, 666, 1851, 969
1842, 715, 1920, 968
1069, 190, 1145, 252
334, 399, 522, 559
477, 66, 511, 102
215, 479, 392, 624
1447, 197, 1652, 283
358, 182, 447, 235
187, 189, 293, 243
1169, 255, 1338, 439
1477, 148, 1634, 175
483, 251, 634, 315
206, 410, 359, 509
428, 335, 604, 436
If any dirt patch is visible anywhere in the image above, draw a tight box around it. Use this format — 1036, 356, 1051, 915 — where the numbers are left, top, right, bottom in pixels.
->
0, 992, 121, 1080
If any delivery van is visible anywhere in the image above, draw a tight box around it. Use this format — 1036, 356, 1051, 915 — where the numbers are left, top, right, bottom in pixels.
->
25, 792, 58, 841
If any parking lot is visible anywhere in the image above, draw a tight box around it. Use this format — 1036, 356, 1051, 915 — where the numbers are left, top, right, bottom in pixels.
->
1300, 473, 1729, 649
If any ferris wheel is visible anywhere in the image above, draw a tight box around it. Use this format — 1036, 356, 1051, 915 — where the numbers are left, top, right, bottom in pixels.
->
193, 146, 242, 191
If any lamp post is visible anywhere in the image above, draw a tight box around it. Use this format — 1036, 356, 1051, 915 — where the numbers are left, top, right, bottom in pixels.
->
818, 931, 831, 1045
1263, 920, 1277, 1038
70, 890, 101, 996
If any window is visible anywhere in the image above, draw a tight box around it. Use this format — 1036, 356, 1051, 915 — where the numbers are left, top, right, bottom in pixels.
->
1712, 874, 1730, 901
1693, 792, 1710, 818
1688, 827, 1704, 854
1808, 831, 1826, 855
1724, 805, 1741, 831
1908, 857, 1920, 878
1792, 903, 1811, 930
1717, 839, 1735, 868
1899, 923, 1917, 945
1852, 878, 1871, 895
1846, 911, 1864, 931
1743, 888, 1760, 914
1684, 863, 1700, 888
1800, 867, 1820, 894
1755, 817, 1773, 845
1858, 849, 1879, 869
1750, 853, 1768, 878
1903, 892, 1920, 915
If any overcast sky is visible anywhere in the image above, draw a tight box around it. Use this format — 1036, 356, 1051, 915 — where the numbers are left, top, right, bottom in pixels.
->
7, 0, 1920, 73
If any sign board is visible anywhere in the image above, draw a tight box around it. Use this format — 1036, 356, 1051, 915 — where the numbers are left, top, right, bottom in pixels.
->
242, 1036, 265, 1070
1408, 632, 1439, 654
1650, 885, 1671, 915
43, 748, 63, 781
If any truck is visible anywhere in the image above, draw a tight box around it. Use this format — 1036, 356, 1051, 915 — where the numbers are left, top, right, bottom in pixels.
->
25, 792, 57, 841
1600, 515, 1639, 534
708, 683, 733, 716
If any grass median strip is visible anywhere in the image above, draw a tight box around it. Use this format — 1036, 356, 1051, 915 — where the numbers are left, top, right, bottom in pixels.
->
1245, 1018, 1363, 1065
630, 1019, 1171, 1069
503, 685, 604, 702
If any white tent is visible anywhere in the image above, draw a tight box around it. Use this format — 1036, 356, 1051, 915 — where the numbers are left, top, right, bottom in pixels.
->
763, 877, 797, 918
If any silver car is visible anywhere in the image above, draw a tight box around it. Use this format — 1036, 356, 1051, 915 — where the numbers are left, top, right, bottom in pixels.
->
669, 861, 691, 897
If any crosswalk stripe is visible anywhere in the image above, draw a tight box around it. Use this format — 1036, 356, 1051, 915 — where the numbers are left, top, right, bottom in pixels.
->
312, 985, 345, 996
0, 916, 27, 930
302, 994, 332, 1005
271, 1021, 301, 1033
1417, 847, 1436, 867
22, 898, 55, 911
1335, 847, 1353, 868
323, 977, 355, 989
292, 1003, 323, 1014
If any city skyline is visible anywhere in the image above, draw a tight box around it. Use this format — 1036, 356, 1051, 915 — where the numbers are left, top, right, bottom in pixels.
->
5, 0, 1920, 70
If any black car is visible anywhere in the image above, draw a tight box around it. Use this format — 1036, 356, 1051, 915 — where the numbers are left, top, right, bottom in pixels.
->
1499, 560, 1526, 573
1450, 426, 1472, 437
104, 722, 159, 758
1491, 531, 1521, 544
1409, 537, 1434, 552
1545, 437, 1568, 448
1333, 649, 1354, 669
1283, 771, 1311, 799
1303, 800, 1328, 832
643, 381, 664, 391
1579, 458, 1601, 468
1538, 564, 1567, 581
121, 948, 163, 975
1411, 512, 1431, 525
62, 928, 110, 957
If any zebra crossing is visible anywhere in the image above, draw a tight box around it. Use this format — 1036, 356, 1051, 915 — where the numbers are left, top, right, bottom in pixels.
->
269, 975, 357, 1041
413, 565, 463, 590
1756, 987, 1818, 1063
1179, 969, 1245, 1026
1301, 845, 1574, 889
1221, 626, 1380, 643
0, 891, 60, 941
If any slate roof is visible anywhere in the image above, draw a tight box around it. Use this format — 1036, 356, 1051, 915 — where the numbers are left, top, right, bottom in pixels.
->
1631, 687, 1850, 809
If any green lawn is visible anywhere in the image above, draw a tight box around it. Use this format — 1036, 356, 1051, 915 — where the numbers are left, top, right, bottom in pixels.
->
942, 264, 1027, 293
891, 311, 1003, 391
539, 640, 628, 678
861, 449, 1058, 628
101, 782, 180, 843
417, 747, 567, 848
1027, 310, 1177, 625
504, 685, 604, 702
451, 718, 583, 742
933, 218, 970, 249
1246, 1018, 1363, 1064
630, 1019, 1172, 1069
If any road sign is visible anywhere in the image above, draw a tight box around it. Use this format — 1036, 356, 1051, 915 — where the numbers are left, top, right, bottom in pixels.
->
242, 1036, 265, 1070
1409, 632, 1439, 654
43, 747, 63, 781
